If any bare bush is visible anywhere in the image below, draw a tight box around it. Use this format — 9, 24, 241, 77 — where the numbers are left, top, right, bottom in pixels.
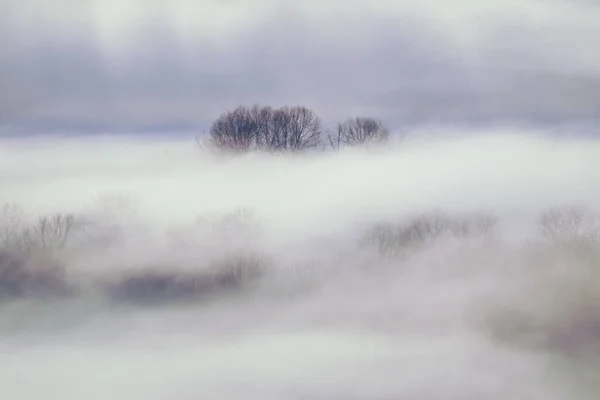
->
451, 213, 498, 237
329, 117, 389, 149
0, 250, 72, 300
363, 211, 497, 255
207, 251, 267, 287
1, 204, 87, 254
107, 269, 210, 304
0, 205, 83, 300
106, 251, 267, 305
31, 213, 82, 249
398, 212, 453, 244
538, 206, 599, 246
0, 203, 26, 250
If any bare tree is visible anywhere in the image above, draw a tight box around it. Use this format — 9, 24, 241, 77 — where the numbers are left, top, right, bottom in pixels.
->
330, 117, 389, 149
203, 105, 324, 153
206, 106, 262, 153
250, 105, 276, 150
0, 203, 24, 249
0, 203, 87, 253
269, 106, 323, 152
538, 206, 599, 245
32, 213, 81, 249
14, 213, 85, 252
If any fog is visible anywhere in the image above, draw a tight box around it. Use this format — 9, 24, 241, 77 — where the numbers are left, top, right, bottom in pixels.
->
1, 130, 600, 399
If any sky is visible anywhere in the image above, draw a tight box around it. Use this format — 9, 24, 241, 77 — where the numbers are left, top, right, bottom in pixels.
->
1, 0, 600, 134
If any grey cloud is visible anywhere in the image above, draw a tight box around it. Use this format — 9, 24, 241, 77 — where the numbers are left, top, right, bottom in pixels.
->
372, 70, 600, 126
1, 2, 599, 133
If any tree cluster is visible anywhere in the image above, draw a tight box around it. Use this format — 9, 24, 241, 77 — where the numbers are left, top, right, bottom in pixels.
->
202, 105, 389, 153
328, 117, 389, 150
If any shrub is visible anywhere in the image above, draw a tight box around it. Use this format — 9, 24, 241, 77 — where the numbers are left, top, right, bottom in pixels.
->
0, 250, 73, 300
538, 206, 599, 246
105, 251, 267, 305
362, 211, 497, 255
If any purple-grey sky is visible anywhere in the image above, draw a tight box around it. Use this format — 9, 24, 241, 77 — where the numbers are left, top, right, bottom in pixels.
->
1, 0, 600, 133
